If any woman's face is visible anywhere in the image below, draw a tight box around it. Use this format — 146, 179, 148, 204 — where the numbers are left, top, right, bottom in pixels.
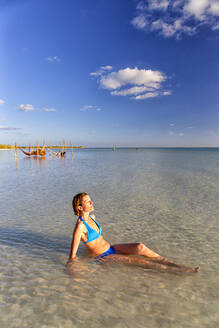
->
79, 195, 94, 213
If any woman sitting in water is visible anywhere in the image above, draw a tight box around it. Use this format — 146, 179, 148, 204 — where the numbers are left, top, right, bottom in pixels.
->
67, 193, 200, 273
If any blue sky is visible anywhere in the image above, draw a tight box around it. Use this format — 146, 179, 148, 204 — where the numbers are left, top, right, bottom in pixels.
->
1, 0, 219, 147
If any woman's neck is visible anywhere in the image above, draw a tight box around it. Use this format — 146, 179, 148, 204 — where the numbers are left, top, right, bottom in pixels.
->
79, 212, 89, 220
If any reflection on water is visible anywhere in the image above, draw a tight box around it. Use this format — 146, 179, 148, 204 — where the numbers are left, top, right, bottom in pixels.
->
13, 149, 74, 175
0, 148, 219, 328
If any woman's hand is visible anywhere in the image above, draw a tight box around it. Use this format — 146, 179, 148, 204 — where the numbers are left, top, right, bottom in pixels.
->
66, 257, 78, 266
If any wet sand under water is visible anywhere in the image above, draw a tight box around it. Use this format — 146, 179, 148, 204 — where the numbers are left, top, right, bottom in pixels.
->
0, 148, 218, 328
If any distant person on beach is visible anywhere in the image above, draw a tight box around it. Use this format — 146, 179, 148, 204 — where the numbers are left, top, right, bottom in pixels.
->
67, 193, 200, 273
20, 145, 46, 156
50, 149, 66, 158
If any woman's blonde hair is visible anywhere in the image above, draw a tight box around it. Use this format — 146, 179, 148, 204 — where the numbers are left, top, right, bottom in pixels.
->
72, 192, 88, 216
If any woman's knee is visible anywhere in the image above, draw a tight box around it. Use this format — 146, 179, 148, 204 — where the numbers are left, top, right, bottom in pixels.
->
136, 243, 146, 254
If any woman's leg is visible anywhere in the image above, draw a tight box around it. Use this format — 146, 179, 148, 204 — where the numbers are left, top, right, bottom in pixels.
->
113, 243, 160, 258
112, 243, 199, 270
100, 254, 199, 273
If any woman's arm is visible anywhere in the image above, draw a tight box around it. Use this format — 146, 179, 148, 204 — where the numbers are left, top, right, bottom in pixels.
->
67, 221, 84, 264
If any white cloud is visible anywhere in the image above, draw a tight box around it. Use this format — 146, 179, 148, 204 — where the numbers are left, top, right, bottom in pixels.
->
212, 22, 219, 29
90, 71, 102, 77
151, 19, 174, 36
47, 56, 60, 62
40, 107, 56, 112
163, 90, 171, 95
131, 15, 147, 29
100, 67, 165, 90
91, 66, 169, 100
0, 125, 21, 130
80, 105, 102, 112
169, 123, 175, 126
133, 92, 159, 100
90, 65, 113, 76
111, 86, 150, 96
100, 65, 113, 71
80, 105, 93, 111
209, 1, 219, 15
137, 1, 147, 10
18, 104, 34, 112
0, 99, 5, 105
151, 18, 197, 37
148, 0, 170, 11
184, 0, 210, 19
132, 0, 219, 38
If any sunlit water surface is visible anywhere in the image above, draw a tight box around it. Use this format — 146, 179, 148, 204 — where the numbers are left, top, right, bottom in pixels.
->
0, 148, 219, 328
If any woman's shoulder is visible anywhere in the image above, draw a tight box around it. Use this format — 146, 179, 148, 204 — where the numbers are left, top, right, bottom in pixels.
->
75, 218, 85, 228
89, 213, 96, 219
74, 219, 86, 235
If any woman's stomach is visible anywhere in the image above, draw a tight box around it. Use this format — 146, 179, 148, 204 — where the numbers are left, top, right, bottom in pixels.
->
86, 236, 111, 257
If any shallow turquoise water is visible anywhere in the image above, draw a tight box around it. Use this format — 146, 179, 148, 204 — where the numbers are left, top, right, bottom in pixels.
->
0, 148, 219, 328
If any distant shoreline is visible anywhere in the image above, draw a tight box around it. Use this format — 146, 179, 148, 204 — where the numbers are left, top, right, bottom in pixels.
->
1, 143, 219, 152
1, 146, 219, 150
83, 147, 219, 150
0, 145, 84, 150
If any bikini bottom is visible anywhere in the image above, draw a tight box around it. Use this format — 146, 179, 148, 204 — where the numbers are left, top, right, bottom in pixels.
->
95, 245, 116, 259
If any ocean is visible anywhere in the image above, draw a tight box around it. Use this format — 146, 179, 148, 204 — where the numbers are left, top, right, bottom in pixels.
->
0, 148, 218, 328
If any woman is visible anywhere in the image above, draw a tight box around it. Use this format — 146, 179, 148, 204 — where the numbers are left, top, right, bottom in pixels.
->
67, 193, 200, 273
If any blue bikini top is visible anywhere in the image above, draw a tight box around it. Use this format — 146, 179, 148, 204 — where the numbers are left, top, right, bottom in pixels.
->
79, 215, 102, 244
